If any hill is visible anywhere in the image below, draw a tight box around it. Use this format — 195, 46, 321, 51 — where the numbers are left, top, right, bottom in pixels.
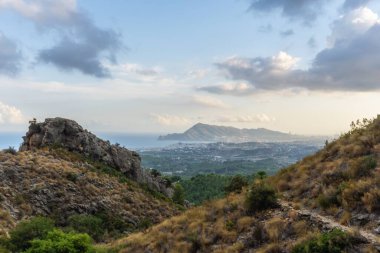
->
0, 118, 180, 241
105, 116, 380, 252
271, 116, 380, 232
158, 123, 324, 142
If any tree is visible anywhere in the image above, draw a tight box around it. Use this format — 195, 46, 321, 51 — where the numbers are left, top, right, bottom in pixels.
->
172, 183, 185, 205
68, 215, 104, 242
8, 217, 54, 252
25, 229, 94, 253
245, 182, 277, 214
224, 175, 248, 193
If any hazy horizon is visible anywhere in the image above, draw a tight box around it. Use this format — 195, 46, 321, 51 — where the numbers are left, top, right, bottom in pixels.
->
1, 0, 380, 135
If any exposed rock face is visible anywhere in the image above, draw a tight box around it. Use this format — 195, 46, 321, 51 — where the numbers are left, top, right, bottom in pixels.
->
19, 117, 172, 196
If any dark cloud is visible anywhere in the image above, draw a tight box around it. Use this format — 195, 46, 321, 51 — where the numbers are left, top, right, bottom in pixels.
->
342, 0, 372, 11
280, 29, 294, 37
249, 0, 327, 24
208, 24, 380, 93
0, 33, 22, 76
39, 14, 121, 78
38, 12, 121, 78
1, 0, 121, 78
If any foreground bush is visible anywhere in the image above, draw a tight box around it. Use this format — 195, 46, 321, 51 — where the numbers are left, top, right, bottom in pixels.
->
68, 215, 104, 242
25, 229, 94, 253
8, 217, 54, 252
292, 229, 351, 253
224, 175, 248, 194
245, 182, 277, 214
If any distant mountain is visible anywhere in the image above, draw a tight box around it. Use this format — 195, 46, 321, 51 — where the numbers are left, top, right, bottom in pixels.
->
158, 123, 323, 142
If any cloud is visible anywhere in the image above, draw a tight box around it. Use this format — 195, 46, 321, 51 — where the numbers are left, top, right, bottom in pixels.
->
192, 95, 227, 108
0, 33, 22, 76
208, 8, 380, 94
328, 7, 379, 46
152, 114, 191, 126
248, 0, 372, 24
121, 63, 160, 76
217, 114, 275, 123
0, 0, 76, 26
214, 51, 299, 91
342, 0, 373, 11
186, 69, 209, 79
0, 101, 24, 124
248, 0, 327, 24
280, 29, 294, 37
199, 82, 254, 96
307, 37, 317, 48
1, 0, 121, 78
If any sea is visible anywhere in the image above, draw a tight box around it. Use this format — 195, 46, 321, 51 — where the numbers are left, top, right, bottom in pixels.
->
0, 132, 180, 151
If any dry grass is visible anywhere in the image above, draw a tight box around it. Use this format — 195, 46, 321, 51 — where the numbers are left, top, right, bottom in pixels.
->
0, 149, 179, 235
270, 116, 380, 231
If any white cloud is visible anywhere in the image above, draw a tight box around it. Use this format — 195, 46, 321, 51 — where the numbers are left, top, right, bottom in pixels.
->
192, 95, 227, 108
0, 101, 24, 124
186, 69, 209, 79
121, 63, 161, 76
0, 0, 77, 26
217, 114, 275, 123
328, 7, 380, 46
199, 82, 254, 96
152, 114, 191, 126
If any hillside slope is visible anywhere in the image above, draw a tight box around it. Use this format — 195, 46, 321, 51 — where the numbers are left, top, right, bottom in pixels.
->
107, 116, 380, 253
0, 148, 179, 238
272, 116, 380, 232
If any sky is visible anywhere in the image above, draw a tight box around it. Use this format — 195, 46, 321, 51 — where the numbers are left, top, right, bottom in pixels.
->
0, 0, 380, 135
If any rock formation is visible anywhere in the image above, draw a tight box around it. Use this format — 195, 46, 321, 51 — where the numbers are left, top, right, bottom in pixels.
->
20, 117, 173, 196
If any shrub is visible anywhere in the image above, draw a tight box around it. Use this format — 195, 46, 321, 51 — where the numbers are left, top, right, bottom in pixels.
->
3, 147, 17, 155
172, 183, 185, 205
245, 182, 277, 214
317, 192, 338, 210
292, 229, 351, 253
150, 169, 161, 177
348, 155, 377, 178
68, 215, 104, 242
8, 217, 55, 252
224, 175, 248, 194
25, 229, 94, 253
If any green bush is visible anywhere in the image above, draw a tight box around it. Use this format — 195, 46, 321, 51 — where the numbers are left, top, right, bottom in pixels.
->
292, 229, 351, 253
245, 182, 277, 214
172, 183, 185, 205
8, 217, 54, 252
224, 175, 248, 193
68, 215, 104, 242
180, 174, 231, 205
25, 229, 94, 253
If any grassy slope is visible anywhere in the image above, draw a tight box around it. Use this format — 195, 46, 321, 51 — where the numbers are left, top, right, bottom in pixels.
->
105, 116, 380, 253
0, 148, 179, 237
271, 116, 380, 229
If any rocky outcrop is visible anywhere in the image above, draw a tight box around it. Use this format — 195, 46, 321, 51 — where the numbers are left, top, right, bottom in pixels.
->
19, 117, 172, 197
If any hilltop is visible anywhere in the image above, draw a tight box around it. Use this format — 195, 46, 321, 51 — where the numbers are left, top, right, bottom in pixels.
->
0, 118, 180, 240
159, 123, 325, 143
